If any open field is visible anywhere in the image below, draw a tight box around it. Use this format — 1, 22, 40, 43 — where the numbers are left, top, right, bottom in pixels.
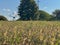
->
0, 21, 60, 45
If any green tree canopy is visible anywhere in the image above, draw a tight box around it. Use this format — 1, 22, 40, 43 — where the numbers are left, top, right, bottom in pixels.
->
0, 15, 7, 21
39, 10, 52, 21
53, 9, 60, 20
18, 0, 39, 20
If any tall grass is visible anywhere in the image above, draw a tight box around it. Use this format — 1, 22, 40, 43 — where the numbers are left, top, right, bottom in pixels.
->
0, 21, 60, 45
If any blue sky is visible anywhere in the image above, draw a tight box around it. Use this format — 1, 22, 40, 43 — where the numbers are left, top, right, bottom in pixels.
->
0, 0, 60, 20
39, 0, 60, 14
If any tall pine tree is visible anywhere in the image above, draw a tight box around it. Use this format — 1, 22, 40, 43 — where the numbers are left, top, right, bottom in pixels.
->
18, 0, 39, 20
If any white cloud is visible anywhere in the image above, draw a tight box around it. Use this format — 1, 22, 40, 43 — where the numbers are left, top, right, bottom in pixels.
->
13, 11, 18, 16
3, 8, 11, 12
43, 6, 48, 9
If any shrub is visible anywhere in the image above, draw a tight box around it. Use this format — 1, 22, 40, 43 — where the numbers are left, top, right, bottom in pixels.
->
0, 15, 7, 21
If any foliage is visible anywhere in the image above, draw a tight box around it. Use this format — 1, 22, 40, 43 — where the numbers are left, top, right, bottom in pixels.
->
0, 15, 7, 21
53, 9, 60, 20
18, 0, 39, 20
0, 21, 60, 45
39, 10, 52, 21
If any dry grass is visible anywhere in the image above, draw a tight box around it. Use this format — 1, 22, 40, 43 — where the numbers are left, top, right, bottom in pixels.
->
0, 21, 60, 45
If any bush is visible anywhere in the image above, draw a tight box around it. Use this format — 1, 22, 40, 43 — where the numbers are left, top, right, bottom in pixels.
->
39, 10, 52, 21
0, 15, 7, 21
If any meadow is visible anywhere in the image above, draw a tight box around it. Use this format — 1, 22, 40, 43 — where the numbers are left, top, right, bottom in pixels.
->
0, 21, 60, 45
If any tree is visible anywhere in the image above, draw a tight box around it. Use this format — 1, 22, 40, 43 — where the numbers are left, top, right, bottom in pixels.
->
53, 9, 60, 20
39, 10, 52, 21
18, 0, 39, 20
0, 15, 7, 21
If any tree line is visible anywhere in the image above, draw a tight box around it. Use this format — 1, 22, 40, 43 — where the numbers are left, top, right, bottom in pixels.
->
0, 0, 60, 21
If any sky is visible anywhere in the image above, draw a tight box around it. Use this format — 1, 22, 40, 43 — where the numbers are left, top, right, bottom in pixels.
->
0, 0, 60, 20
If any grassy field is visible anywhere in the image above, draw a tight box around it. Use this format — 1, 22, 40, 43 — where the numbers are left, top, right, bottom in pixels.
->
0, 21, 60, 45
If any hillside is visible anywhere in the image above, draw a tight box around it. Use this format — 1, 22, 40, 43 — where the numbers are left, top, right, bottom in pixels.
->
0, 21, 60, 45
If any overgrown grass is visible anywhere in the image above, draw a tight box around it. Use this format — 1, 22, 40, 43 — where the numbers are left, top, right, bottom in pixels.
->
0, 21, 60, 45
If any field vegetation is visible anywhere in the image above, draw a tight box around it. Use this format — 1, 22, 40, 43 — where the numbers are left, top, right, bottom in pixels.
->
0, 21, 60, 45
